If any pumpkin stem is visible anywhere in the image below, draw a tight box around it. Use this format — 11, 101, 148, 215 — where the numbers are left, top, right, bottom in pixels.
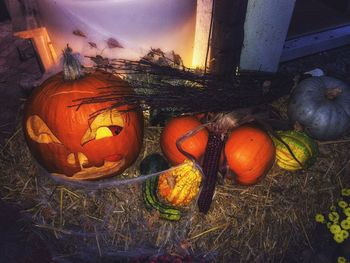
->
326, 87, 342, 100
63, 45, 85, 81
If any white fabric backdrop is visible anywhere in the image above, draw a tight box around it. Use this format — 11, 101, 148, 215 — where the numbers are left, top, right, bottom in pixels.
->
36, 0, 197, 67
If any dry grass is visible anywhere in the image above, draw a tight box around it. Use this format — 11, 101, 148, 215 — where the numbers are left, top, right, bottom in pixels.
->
1, 111, 350, 262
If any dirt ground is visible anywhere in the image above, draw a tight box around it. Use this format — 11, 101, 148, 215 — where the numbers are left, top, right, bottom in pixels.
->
2, 19, 350, 262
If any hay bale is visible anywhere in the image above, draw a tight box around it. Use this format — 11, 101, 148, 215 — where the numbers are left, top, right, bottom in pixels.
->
1, 112, 350, 262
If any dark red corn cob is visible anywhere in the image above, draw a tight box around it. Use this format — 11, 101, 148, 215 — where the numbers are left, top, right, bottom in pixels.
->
197, 131, 226, 213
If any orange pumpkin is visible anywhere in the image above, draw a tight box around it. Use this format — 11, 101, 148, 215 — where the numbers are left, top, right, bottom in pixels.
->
224, 125, 275, 185
23, 48, 143, 180
160, 116, 208, 165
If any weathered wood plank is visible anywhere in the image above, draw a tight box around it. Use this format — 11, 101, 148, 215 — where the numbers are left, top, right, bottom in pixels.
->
14, 27, 57, 71
5, 0, 56, 71
209, 0, 248, 77
240, 0, 296, 72
192, 0, 213, 69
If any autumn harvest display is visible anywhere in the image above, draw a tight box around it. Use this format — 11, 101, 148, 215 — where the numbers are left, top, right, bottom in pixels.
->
159, 114, 277, 213
9, 47, 350, 261
3, 0, 350, 260
23, 47, 348, 214
23, 47, 144, 180
22, 46, 350, 219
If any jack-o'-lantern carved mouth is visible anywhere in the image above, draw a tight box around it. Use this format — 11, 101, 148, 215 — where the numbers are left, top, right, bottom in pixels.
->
26, 109, 127, 180
53, 151, 126, 180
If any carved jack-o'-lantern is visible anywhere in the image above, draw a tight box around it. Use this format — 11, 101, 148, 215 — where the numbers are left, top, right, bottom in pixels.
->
23, 48, 144, 180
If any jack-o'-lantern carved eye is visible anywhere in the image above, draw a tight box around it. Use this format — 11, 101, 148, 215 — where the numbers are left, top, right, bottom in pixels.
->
81, 109, 124, 145
26, 115, 62, 144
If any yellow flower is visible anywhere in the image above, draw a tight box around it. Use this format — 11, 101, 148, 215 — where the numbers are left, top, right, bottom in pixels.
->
315, 214, 325, 223
334, 233, 345, 243
329, 212, 340, 222
338, 256, 346, 263
341, 220, 350, 230
341, 230, 349, 239
339, 200, 348, 209
330, 205, 337, 211
330, 224, 342, 234
342, 188, 350, 197
344, 208, 350, 217
327, 222, 332, 229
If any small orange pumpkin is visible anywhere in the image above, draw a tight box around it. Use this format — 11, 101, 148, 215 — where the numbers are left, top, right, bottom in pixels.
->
23, 48, 143, 180
160, 116, 208, 165
224, 125, 275, 185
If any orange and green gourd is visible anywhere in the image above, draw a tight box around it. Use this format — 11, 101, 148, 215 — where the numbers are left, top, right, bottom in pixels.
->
158, 160, 202, 206
272, 130, 318, 171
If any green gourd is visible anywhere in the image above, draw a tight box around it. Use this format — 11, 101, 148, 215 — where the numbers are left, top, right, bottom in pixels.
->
140, 153, 181, 221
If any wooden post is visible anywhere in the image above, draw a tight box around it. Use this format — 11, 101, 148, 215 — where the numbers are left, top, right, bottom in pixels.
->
14, 27, 58, 71
4, 0, 57, 71
192, 0, 213, 69
209, 0, 248, 77
240, 0, 296, 72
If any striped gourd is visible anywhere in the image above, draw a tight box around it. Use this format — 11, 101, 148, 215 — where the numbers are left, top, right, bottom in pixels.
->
140, 154, 182, 221
143, 176, 182, 221
272, 130, 318, 171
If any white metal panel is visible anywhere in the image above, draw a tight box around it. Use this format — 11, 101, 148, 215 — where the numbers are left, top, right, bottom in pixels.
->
281, 25, 350, 62
240, 0, 296, 72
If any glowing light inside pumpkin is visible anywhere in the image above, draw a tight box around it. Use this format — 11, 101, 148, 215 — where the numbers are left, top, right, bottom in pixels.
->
95, 127, 113, 140
81, 109, 124, 145
77, 152, 89, 168
26, 115, 61, 144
